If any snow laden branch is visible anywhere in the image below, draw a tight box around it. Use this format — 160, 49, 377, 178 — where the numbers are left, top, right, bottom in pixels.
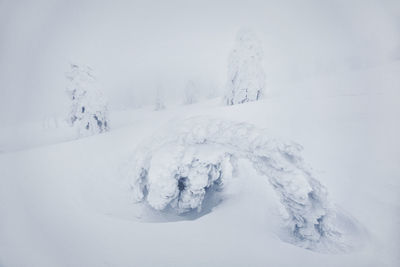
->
127, 117, 347, 251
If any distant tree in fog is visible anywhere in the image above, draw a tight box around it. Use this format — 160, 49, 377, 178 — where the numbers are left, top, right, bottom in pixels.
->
154, 86, 166, 111
65, 64, 109, 136
206, 80, 220, 99
225, 29, 265, 105
183, 80, 198, 105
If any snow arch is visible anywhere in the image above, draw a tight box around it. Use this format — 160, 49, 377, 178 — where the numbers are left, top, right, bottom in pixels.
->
127, 117, 355, 251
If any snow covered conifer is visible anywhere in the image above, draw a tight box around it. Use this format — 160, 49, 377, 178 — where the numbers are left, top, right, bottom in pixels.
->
225, 29, 266, 105
183, 80, 198, 105
65, 64, 109, 137
154, 86, 166, 111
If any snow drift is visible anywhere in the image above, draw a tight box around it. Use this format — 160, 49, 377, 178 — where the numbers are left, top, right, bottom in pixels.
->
126, 117, 361, 252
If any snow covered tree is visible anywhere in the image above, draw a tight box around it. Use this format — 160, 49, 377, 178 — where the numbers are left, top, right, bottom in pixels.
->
225, 29, 266, 105
154, 86, 166, 111
127, 117, 350, 251
206, 80, 220, 99
65, 64, 109, 137
183, 80, 198, 105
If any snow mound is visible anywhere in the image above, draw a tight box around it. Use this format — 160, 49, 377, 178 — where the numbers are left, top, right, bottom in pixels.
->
126, 117, 363, 252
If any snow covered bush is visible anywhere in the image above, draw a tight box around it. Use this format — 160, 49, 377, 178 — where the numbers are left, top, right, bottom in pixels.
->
225, 29, 266, 105
127, 117, 350, 251
65, 64, 109, 137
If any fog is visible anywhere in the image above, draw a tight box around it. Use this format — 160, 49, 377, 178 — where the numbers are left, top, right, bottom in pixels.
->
0, 0, 399, 126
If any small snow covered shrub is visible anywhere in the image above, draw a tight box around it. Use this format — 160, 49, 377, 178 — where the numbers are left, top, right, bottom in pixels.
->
225, 29, 266, 105
65, 64, 109, 137
127, 117, 355, 252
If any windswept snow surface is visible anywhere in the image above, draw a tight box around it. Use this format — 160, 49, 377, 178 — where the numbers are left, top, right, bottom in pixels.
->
1, 63, 399, 266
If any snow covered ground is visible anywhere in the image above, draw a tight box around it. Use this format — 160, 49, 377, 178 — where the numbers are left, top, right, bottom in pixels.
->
0, 62, 399, 266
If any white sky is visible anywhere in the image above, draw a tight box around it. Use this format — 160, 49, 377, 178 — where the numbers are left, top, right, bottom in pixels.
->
0, 0, 399, 125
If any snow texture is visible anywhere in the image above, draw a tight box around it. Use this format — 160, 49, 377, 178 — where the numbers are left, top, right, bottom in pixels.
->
66, 64, 109, 137
127, 117, 351, 252
225, 29, 266, 105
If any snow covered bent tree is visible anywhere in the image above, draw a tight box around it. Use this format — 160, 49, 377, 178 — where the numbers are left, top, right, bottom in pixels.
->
66, 64, 109, 137
127, 117, 357, 252
225, 30, 266, 105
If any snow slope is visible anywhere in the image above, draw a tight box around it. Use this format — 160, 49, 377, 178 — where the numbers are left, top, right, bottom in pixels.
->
0, 62, 399, 266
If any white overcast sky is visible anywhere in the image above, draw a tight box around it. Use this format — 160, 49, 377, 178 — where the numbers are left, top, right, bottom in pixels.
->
0, 0, 399, 125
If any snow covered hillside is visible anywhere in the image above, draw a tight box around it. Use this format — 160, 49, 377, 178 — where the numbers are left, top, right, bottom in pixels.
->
0, 62, 399, 266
